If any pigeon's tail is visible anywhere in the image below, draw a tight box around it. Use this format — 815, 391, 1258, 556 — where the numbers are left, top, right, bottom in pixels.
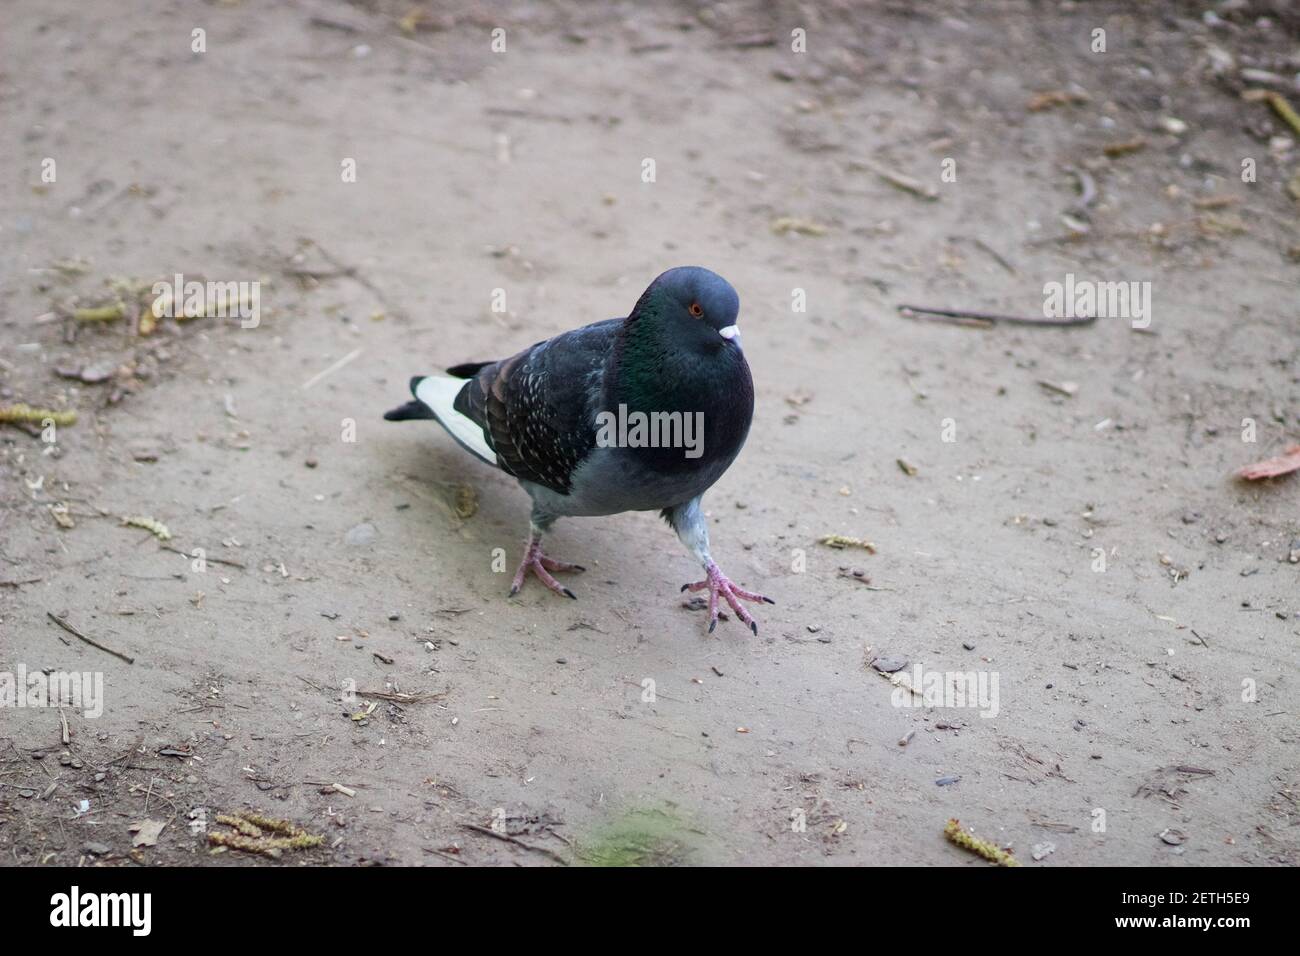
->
446, 361, 492, 379
383, 400, 435, 422
383, 375, 437, 421
390, 374, 498, 467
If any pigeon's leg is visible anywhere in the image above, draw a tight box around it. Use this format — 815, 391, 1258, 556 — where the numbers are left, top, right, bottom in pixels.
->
509, 514, 584, 600
667, 497, 774, 635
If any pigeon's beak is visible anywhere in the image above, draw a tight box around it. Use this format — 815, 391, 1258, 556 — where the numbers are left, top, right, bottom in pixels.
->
718, 324, 740, 345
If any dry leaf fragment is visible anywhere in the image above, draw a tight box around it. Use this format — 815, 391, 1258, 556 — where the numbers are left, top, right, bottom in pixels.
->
130, 819, 166, 847
50, 503, 75, 529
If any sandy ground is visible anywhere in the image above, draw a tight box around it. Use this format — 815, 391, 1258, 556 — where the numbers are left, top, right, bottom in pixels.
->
1, 0, 1297, 867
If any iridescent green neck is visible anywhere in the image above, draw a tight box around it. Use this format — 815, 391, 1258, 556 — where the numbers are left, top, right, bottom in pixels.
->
617, 294, 681, 409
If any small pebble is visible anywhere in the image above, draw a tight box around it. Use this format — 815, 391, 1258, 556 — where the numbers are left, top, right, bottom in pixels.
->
344, 522, 377, 547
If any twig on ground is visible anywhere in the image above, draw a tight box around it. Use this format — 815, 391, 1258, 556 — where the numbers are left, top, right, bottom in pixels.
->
968, 237, 1018, 275
299, 238, 406, 320
459, 823, 569, 865
1259, 91, 1300, 136
898, 304, 1096, 328
354, 689, 445, 705
424, 846, 470, 864
45, 612, 135, 664
159, 544, 246, 569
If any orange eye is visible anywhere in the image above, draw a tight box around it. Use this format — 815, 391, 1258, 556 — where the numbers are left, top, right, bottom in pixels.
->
689, 302, 703, 317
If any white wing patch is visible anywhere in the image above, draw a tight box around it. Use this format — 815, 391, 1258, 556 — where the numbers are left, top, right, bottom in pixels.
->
415, 376, 497, 465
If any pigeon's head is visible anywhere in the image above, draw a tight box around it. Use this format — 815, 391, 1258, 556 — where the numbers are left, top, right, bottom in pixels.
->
637, 266, 741, 352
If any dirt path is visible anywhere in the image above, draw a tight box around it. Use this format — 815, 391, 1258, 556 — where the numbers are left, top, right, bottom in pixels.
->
1, 0, 1297, 866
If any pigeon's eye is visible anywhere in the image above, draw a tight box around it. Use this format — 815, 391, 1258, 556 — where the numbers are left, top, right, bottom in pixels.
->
689, 302, 704, 317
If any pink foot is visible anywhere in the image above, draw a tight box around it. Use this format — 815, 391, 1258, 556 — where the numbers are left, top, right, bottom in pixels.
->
509, 536, 584, 599
681, 561, 774, 635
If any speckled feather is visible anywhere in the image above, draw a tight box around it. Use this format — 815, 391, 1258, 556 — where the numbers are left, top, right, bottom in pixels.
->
453, 319, 620, 496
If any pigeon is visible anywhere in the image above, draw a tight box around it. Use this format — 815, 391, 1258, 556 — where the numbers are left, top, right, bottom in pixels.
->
384, 266, 773, 634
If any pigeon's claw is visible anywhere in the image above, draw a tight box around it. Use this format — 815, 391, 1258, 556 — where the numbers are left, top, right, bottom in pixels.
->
510, 538, 583, 599
538, 556, 585, 574
683, 561, 772, 635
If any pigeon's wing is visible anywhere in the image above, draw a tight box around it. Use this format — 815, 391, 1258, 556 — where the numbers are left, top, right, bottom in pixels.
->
453, 318, 621, 495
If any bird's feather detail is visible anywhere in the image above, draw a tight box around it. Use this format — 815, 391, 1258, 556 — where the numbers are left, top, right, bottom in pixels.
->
413, 375, 497, 465
453, 320, 621, 495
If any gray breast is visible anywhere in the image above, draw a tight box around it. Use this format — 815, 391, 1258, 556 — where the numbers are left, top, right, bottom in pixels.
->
522, 445, 737, 518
